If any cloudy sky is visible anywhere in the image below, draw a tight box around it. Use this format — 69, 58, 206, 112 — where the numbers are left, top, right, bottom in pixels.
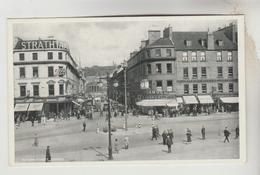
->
13, 17, 235, 67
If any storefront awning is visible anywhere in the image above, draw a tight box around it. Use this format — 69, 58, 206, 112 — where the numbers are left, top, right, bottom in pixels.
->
183, 96, 198, 104
197, 95, 214, 104
176, 97, 183, 104
136, 99, 178, 107
14, 103, 29, 112
220, 97, 239, 104
28, 103, 43, 111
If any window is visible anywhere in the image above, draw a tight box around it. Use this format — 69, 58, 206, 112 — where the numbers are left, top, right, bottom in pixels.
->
156, 64, 162, 74
20, 67, 25, 78
20, 86, 26, 97
201, 67, 207, 78
200, 52, 206, 61
217, 67, 223, 78
218, 83, 223, 93
216, 51, 222, 61
192, 67, 197, 79
191, 52, 197, 61
33, 85, 39, 96
155, 49, 161, 57
59, 84, 64, 95
149, 81, 152, 89
229, 83, 234, 93
182, 52, 188, 62
193, 84, 198, 94
228, 51, 233, 61
48, 52, 53, 60
202, 84, 207, 93
32, 67, 38, 78
185, 40, 192, 46
200, 39, 206, 47
58, 66, 64, 77
147, 50, 150, 57
32, 53, 38, 60
156, 81, 162, 91
48, 84, 55, 96
228, 67, 233, 77
183, 67, 189, 79
167, 80, 173, 92
19, 53, 25, 61
147, 64, 151, 74
184, 84, 189, 94
58, 52, 63, 60
166, 63, 172, 73
48, 66, 54, 77
218, 40, 224, 46
166, 49, 172, 57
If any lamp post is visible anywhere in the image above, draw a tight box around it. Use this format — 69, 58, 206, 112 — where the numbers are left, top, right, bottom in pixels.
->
122, 60, 128, 131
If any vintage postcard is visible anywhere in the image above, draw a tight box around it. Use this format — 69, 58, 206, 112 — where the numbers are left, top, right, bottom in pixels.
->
7, 15, 246, 165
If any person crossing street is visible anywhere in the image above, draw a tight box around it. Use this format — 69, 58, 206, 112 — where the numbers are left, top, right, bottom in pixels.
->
223, 127, 231, 143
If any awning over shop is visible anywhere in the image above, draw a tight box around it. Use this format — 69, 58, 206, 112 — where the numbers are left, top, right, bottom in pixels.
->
197, 95, 214, 104
183, 96, 198, 104
76, 98, 85, 103
136, 99, 177, 107
28, 103, 43, 111
176, 97, 183, 104
14, 103, 29, 112
72, 100, 81, 106
220, 97, 239, 104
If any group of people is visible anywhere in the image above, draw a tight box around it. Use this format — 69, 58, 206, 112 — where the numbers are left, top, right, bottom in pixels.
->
114, 137, 129, 153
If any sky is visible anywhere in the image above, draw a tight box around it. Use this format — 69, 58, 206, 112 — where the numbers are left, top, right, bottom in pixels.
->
13, 17, 235, 67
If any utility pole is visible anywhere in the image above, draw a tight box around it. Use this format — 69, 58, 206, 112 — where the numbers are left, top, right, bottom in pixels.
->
106, 72, 113, 160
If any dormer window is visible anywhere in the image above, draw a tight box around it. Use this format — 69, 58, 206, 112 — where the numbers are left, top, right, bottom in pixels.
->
217, 40, 224, 46
185, 40, 192, 46
200, 39, 206, 47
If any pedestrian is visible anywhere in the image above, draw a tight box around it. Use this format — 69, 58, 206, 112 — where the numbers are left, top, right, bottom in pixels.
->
33, 133, 39, 147
166, 135, 173, 153
152, 126, 157, 140
114, 138, 119, 153
201, 125, 206, 140
186, 128, 192, 143
155, 125, 160, 138
235, 126, 239, 139
31, 115, 35, 127
45, 146, 51, 162
168, 129, 174, 141
224, 127, 231, 143
162, 130, 167, 145
124, 136, 129, 149
82, 119, 86, 132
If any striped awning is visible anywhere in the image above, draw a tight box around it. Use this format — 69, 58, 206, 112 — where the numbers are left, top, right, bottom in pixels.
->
14, 103, 29, 112
176, 97, 183, 103
220, 97, 239, 104
183, 96, 198, 104
197, 95, 214, 104
28, 103, 43, 111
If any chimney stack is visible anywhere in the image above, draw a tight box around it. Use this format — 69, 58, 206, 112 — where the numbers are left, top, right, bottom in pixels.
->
148, 30, 161, 44
163, 26, 172, 38
207, 30, 214, 50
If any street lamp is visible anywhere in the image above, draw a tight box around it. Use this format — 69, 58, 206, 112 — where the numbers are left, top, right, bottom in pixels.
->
122, 60, 128, 131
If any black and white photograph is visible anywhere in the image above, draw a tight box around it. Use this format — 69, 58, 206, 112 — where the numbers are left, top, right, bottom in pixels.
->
7, 16, 245, 164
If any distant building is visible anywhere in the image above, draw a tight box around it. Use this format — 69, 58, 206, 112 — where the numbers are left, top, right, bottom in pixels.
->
110, 23, 238, 112
13, 38, 81, 116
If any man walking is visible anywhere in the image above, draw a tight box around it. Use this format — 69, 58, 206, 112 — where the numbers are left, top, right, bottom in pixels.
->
224, 127, 231, 143
82, 119, 86, 132
152, 126, 157, 140
201, 125, 206, 140
166, 135, 173, 153
162, 130, 167, 145
45, 146, 51, 162
186, 128, 192, 143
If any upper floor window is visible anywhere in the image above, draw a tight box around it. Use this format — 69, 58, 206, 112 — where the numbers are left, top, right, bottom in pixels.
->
166, 63, 172, 73
217, 67, 223, 78
229, 83, 234, 93
202, 84, 207, 93
156, 80, 162, 91
32, 67, 39, 78
155, 49, 161, 57
48, 84, 55, 96
200, 39, 206, 47
185, 40, 192, 46
201, 67, 207, 78
20, 85, 26, 97
149, 80, 152, 89
228, 67, 233, 77
182, 52, 188, 62
218, 83, 223, 93
184, 84, 189, 94
59, 84, 64, 95
48, 66, 54, 77
217, 40, 224, 46
216, 51, 222, 61
191, 52, 197, 61
147, 64, 151, 74
20, 67, 25, 78
227, 51, 233, 61
32, 53, 38, 60
19, 53, 25, 61
183, 67, 189, 79
192, 67, 198, 79
167, 80, 173, 92
48, 52, 53, 60
33, 85, 39, 96
166, 49, 172, 57
200, 52, 206, 62
193, 84, 198, 94
156, 64, 162, 74
58, 52, 63, 60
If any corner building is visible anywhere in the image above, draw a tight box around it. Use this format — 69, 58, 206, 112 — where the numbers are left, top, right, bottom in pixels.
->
13, 38, 81, 116
126, 24, 238, 111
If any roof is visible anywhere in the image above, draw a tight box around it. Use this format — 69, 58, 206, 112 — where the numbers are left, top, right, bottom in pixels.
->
149, 38, 174, 47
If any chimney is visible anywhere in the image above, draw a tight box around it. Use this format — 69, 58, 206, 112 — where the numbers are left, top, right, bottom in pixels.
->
163, 26, 172, 38
148, 30, 161, 44
140, 40, 147, 49
207, 31, 214, 50
232, 23, 237, 44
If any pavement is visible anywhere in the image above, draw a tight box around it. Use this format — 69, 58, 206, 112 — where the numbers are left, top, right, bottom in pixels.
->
14, 112, 240, 162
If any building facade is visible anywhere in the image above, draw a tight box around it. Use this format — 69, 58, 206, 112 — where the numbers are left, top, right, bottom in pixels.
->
110, 23, 238, 111
13, 38, 81, 116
